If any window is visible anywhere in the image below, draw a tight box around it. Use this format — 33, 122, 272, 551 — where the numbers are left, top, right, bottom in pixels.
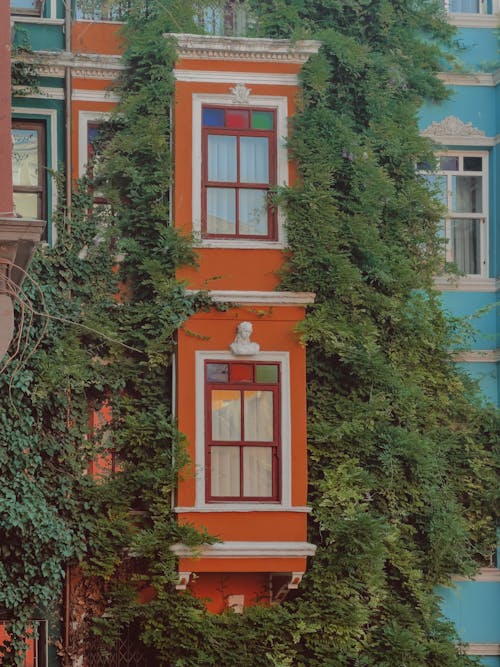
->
444, 0, 487, 13
196, 1, 250, 36
12, 121, 46, 221
427, 153, 487, 276
205, 360, 280, 501
10, 0, 43, 15
202, 106, 276, 240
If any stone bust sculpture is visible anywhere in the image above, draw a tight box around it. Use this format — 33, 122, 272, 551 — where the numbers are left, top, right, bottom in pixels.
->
230, 321, 260, 356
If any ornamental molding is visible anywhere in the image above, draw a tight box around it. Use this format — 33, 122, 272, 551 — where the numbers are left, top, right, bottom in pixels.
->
438, 71, 495, 87
463, 644, 500, 656
170, 541, 317, 559
12, 51, 124, 80
174, 505, 312, 513
452, 567, 500, 582
174, 70, 299, 86
453, 349, 500, 363
421, 115, 485, 138
168, 33, 321, 63
230, 82, 252, 104
186, 289, 316, 306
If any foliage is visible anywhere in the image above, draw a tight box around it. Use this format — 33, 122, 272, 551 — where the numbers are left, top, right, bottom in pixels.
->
2, 0, 499, 665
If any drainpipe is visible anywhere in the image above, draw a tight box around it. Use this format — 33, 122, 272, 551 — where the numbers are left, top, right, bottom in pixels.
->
64, 0, 72, 226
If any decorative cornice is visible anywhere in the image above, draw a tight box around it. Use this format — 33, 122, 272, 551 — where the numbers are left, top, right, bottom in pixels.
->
11, 16, 64, 25
170, 541, 317, 559
434, 275, 499, 292
438, 71, 496, 87
186, 289, 316, 306
464, 643, 500, 656
173, 70, 299, 86
168, 33, 321, 64
12, 50, 124, 80
453, 350, 500, 363
422, 115, 485, 138
452, 567, 500, 582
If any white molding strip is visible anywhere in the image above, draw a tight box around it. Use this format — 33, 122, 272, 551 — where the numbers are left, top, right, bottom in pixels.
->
195, 239, 286, 250
452, 567, 500, 582
453, 350, 500, 363
191, 290, 316, 306
434, 276, 499, 292
448, 14, 499, 27
175, 505, 312, 513
170, 541, 317, 558
174, 70, 299, 86
464, 644, 500, 656
72, 89, 120, 103
168, 33, 321, 64
11, 16, 64, 25
425, 135, 495, 147
13, 86, 64, 100
438, 72, 495, 87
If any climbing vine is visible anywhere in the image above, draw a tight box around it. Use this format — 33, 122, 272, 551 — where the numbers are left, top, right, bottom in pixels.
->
2, 0, 499, 665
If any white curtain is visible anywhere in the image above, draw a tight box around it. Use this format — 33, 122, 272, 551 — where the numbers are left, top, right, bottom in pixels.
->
451, 218, 480, 274
208, 135, 236, 181
452, 175, 482, 214
211, 446, 240, 496
240, 137, 269, 184
238, 190, 267, 235
211, 390, 241, 440
244, 390, 273, 441
207, 187, 236, 234
243, 447, 273, 497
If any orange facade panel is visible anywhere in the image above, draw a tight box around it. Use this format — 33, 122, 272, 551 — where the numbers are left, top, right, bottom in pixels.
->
178, 556, 308, 574
72, 21, 124, 55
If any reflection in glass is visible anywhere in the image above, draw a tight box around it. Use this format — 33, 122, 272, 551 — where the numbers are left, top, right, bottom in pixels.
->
207, 188, 236, 234
244, 390, 273, 441
239, 189, 268, 236
452, 176, 482, 213
12, 129, 39, 186
211, 390, 241, 440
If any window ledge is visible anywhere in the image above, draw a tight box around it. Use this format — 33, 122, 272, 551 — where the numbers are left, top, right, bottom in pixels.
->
447, 14, 499, 27
452, 567, 500, 582
171, 540, 317, 558
434, 275, 498, 292
11, 16, 64, 24
194, 239, 286, 250
175, 505, 312, 513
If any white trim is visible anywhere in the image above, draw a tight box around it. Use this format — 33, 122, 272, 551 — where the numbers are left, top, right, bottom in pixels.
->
452, 567, 500, 581
174, 70, 299, 86
426, 135, 495, 147
434, 275, 499, 291
195, 239, 285, 249
194, 350, 292, 510
78, 110, 111, 178
453, 349, 500, 362
170, 540, 317, 558
464, 644, 500, 656
447, 14, 499, 27
13, 86, 64, 100
12, 106, 58, 237
187, 289, 315, 306
191, 92, 289, 246
168, 33, 321, 64
438, 72, 495, 86
72, 89, 120, 103
11, 16, 64, 24
175, 505, 311, 513
12, 51, 124, 79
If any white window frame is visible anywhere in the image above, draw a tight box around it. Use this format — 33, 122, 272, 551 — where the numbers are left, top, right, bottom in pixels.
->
191, 93, 289, 249
434, 151, 489, 278
78, 110, 111, 178
192, 350, 292, 510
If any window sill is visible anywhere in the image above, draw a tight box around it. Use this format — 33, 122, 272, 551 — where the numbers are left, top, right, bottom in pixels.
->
434, 275, 498, 292
194, 238, 286, 250
175, 505, 312, 513
447, 13, 499, 27
171, 540, 317, 558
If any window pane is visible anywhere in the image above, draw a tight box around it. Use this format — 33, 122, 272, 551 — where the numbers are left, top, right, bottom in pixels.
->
243, 447, 273, 497
203, 108, 225, 127
212, 390, 241, 440
452, 176, 482, 213
440, 156, 459, 171
244, 390, 273, 441
207, 363, 229, 382
225, 110, 249, 129
13, 192, 38, 218
255, 364, 278, 383
451, 218, 481, 274
463, 156, 482, 172
251, 111, 274, 130
12, 129, 39, 186
207, 188, 236, 234
211, 446, 240, 496
10, 0, 39, 8
449, 0, 480, 12
240, 137, 269, 184
208, 135, 237, 182
230, 364, 253, 383
424, 174, 447, 207
239, 189, 268, 236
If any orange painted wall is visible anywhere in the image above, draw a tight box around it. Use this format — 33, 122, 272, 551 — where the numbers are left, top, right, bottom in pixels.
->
72, 22, 124, 55
187, 572, 269, 613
